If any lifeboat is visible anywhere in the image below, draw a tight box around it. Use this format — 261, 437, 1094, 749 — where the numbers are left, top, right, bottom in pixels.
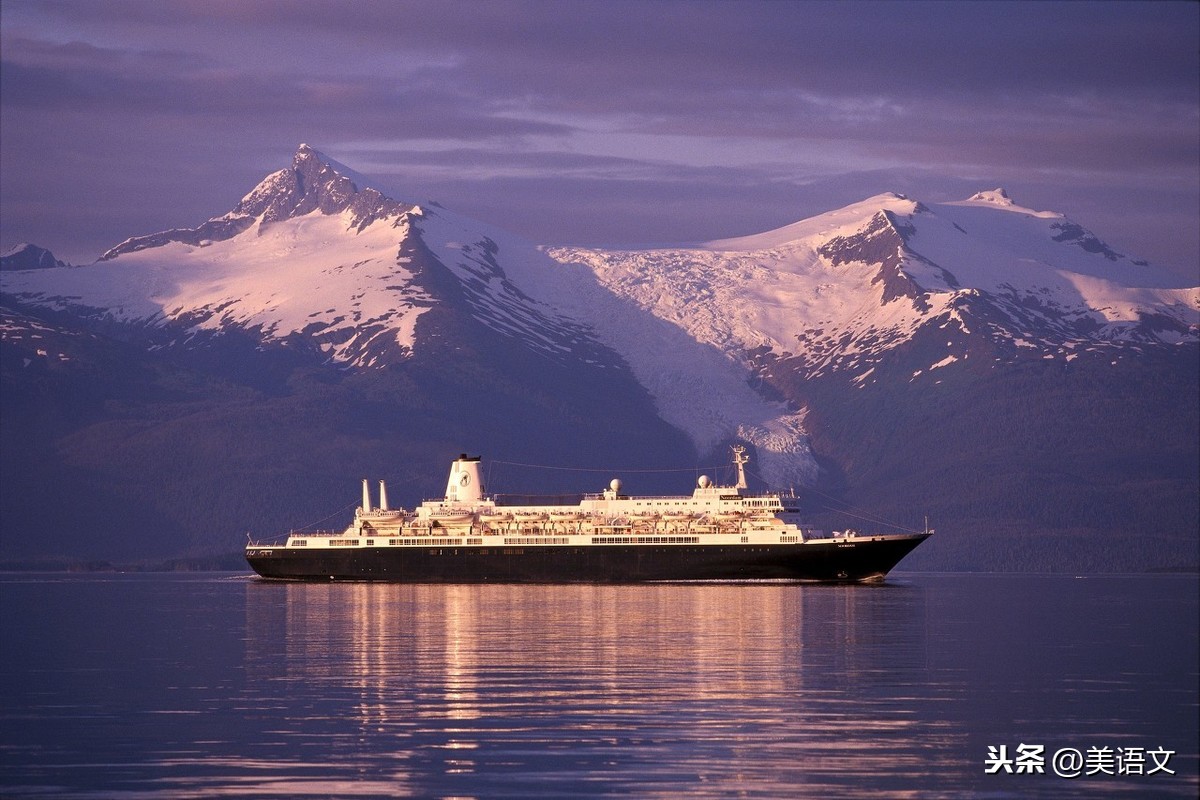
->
429, 509, 474, 524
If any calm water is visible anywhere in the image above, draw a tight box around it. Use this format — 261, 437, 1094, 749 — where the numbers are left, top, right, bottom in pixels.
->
0, 573, 1195, 799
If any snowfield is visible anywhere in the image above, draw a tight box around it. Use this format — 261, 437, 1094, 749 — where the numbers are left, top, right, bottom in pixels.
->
548, 189, 1199, 387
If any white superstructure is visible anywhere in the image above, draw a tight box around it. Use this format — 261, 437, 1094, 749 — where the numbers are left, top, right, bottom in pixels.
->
283, 447, 845, 551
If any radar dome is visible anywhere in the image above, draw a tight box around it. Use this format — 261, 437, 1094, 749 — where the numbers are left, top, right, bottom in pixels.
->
697, 475, 711, 488
609, 478, 623, 493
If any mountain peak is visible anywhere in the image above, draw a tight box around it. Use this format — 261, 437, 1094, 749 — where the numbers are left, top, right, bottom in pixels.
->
1, 242, 69, 271
948, 188, 1062, 220
966, 188, 1012, 205
701, 191, 925, 251
292, 143, 333, 176
102, 145, 417, 260
235, 143, 411, 226
290, 143, 371, 189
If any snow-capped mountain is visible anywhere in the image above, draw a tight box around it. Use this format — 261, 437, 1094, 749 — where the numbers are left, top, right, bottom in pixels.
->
1, 144, 818, 487
4, 146, 447, 370
549, 189, 1198, 391
1, 243, 68, 271
4, 146, 1196, 442
2, 145, 619, 371
2, 145, 1196, 569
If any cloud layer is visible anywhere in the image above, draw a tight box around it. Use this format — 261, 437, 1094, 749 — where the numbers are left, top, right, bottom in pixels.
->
2, 0, 1197, 279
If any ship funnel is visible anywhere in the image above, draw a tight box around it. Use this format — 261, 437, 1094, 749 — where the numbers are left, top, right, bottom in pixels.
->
361, 478, 371, 513
445, 454, 484, 503
379, 480, 389, 512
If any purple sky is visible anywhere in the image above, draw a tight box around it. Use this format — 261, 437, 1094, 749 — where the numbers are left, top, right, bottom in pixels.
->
2, 0, 1197, 281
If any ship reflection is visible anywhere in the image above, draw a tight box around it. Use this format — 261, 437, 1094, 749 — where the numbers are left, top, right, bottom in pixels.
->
245, 581, 940, 797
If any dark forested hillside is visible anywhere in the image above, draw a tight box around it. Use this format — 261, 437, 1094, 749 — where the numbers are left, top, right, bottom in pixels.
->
0, 299, 694, 562
780, 343, 1199, 572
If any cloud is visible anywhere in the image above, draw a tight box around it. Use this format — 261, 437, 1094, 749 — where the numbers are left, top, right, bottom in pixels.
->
0, 0, 1196, 277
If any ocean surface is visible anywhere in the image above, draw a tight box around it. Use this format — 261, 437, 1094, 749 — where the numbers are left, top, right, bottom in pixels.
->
0, 572, 1195, 799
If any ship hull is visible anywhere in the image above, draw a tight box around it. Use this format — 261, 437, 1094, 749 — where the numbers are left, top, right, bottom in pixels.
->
245, 534, 929, 583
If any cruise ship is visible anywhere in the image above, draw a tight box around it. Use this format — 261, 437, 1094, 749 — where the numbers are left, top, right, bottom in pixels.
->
245, 448, 931, 582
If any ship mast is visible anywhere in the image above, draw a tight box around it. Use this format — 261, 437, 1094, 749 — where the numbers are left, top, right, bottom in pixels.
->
732, 445, 749, 490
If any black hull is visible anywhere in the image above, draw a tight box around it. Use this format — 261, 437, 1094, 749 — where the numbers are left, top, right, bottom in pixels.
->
245, 535, 930, 583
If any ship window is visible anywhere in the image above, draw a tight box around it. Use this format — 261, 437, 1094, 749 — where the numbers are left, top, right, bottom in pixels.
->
290, 539, 307, 547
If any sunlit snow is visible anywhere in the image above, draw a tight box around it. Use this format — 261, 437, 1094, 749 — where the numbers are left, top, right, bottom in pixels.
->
2, 209, 432, 368
550, 189, 1198, 387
